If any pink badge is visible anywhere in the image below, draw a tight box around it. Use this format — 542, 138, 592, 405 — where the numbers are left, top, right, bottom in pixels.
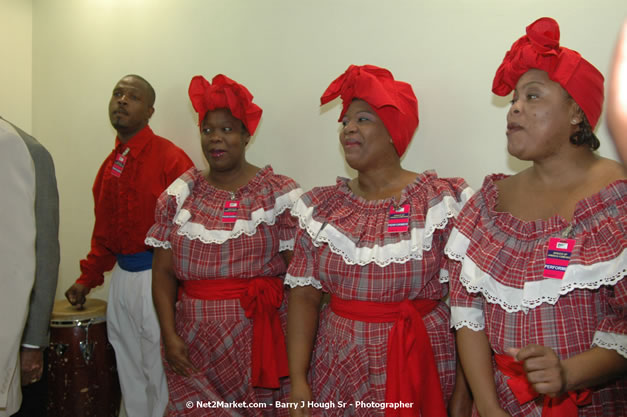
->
111, 151, 128, 178
387, 204, 410, 233
543, 237, 575, 279
222, 200, 239, 223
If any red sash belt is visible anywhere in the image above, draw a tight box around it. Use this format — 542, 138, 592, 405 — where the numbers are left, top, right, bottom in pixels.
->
182, 277, 288, 389
494, 354, 591, 417
330, 296, 446, 417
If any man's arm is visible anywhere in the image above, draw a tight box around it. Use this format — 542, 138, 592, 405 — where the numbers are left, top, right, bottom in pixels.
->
10, 125, 60, 386
19, 133, 60, 347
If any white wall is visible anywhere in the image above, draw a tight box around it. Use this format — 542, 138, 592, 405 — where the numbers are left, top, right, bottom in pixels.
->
25, 0, 625, 301
0, 0, 32, 131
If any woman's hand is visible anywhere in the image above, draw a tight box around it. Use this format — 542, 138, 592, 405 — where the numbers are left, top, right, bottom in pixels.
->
289, 377, 313, 417
509, 344, 565, 398
510, 344, 627, 398
163, 333, 198, 377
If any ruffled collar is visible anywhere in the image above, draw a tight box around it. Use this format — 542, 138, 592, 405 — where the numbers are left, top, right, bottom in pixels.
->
292, 171, 472, 267
334, 171, 434, 210
446, 174, 626, 312
195, 165, 275, 199
165, 165, 302, 245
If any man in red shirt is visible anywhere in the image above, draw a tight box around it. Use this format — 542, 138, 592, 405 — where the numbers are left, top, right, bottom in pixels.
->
65, 74, 193, 417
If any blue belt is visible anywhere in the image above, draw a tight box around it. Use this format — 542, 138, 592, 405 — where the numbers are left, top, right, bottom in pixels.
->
116, 251, 153, 272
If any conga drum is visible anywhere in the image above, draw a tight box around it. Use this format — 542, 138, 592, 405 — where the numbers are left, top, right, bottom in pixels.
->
47, 298, 121, 417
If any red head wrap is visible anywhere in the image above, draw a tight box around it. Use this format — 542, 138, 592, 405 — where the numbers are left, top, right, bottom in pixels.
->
320, 65, 419, 156
493, 17, 604, 128
188, 74, 263, 135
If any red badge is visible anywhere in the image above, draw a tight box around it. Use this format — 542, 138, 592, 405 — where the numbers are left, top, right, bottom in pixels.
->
543, 237, 575, 279
111, 148, 129, 178
222, 201, 239, 223
387, 204, 410, 233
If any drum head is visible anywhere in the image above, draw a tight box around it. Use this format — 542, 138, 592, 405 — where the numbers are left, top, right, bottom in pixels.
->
51, 298, 107, 325
47, 298, 120, 416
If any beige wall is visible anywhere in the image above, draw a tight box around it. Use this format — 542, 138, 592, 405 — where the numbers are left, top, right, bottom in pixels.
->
17, 0, 627, 302
1, 0, 32, 131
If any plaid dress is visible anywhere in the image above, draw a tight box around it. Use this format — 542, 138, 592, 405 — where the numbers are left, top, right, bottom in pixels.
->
146, 166, 303, 416
286, 171, 472, 416
446, 174, 627, 417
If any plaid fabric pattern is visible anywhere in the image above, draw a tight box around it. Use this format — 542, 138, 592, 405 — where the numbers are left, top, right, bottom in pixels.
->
164, 296, 290, 416
291, 172, 471, 266
146, 166, 300, 416
148, 166, 300, 281
287, 173, 470, 415
449, 175, 627, 417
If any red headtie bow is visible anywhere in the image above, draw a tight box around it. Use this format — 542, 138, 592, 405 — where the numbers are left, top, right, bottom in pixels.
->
321, 64, 419, 156
188, 74, 263, 135
493, 17, 604, 128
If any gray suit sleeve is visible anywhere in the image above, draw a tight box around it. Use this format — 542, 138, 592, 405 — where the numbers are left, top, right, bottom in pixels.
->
15, 126, 60, 348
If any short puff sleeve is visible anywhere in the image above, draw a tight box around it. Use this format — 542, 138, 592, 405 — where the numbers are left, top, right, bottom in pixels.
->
145, 171, 192, 249
285, 226, 323, 290
593, 277, 627, 358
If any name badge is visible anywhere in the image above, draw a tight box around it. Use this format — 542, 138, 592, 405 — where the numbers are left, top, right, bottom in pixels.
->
222, 200, 240, 223
387, 204, 410, 233
543, 237, 575, 279
111, 148, 129, 178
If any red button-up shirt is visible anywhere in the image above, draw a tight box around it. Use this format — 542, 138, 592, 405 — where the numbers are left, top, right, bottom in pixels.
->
77, 125, 193, 288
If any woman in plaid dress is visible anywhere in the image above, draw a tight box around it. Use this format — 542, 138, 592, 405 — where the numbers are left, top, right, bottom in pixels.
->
147, 75, 302, 416
447, 18, 626, 417
286, 65, 474, 416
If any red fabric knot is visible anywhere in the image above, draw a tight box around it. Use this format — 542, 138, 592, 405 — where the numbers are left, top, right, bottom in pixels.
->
525, 17, 560, 52
493, 18, 562, 97
182, 277, 288, 389
492, 17, 604, 128
494, 354, 592, 417
239, 277, 288, 388
330, 296, 446, 417
188, 74, 263, 135
320, 64, 419, 157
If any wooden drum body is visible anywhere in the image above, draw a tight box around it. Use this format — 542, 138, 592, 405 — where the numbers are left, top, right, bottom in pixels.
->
47, 298, 121, 417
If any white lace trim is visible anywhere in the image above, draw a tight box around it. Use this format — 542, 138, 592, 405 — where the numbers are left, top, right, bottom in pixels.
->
292, 188, 472, 267
444, 227, 469, 262
145, 237, 171, 249
284, 274, 323, 289
166, 177, 191, 213
439, 268, 450, 283
592, 331, 627, 359
451, 306, 485, 330
279, 238, 295, 252
448, 231, 627, 313
171, 187, 303, 245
